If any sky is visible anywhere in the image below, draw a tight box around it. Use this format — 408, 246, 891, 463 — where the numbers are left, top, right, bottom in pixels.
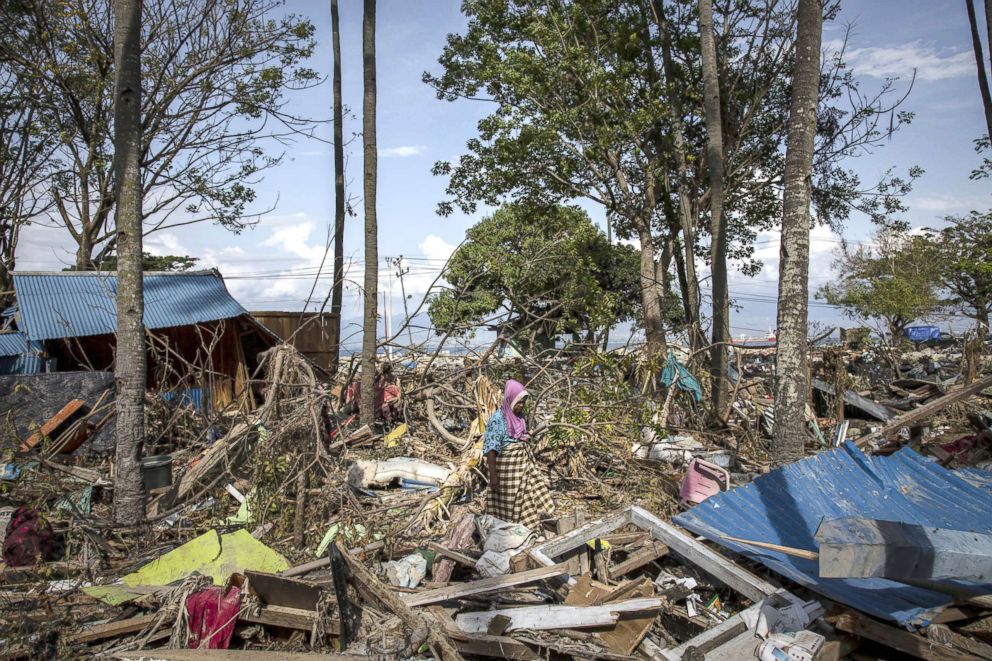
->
16, 0, 992, 348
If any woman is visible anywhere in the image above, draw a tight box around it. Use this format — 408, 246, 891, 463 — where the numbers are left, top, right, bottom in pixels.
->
483, 379, 554, 529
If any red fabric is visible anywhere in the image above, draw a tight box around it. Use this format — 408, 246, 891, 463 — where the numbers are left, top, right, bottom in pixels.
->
186, 585, 242, 649
347, 379, 401, 420
2, 506, 62, 567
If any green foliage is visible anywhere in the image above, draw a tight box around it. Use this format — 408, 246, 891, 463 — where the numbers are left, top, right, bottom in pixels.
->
426, 0, 918, 282
92, 253, 200, 272
817, 230, 941, 342
925, 210, 992, 326
0, 0, 318, 266
428, 203, 644, 346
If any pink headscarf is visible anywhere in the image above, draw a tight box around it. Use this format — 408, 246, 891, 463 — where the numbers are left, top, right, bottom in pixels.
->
502, 379, 530, 441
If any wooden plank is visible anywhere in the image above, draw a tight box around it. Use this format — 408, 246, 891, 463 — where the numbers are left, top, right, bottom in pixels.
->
658, 603, 759, 661
608, 540, 669, 580
927, 624, 992, 660
239, 604, 337, 634
72, 613, 161, 644
835, 612, 975, 661
454, 598, 664, 634
21, 399, 86, 451
565, 574, 656, 655
428, 606, 540, 660
857, 375, 992, 449
245, 570, 321, 611
401, 564, 569, 607
335, 542, 465, 661
427, 542, 478, 568
629, 506, 778, 602
115, 651, 372, 661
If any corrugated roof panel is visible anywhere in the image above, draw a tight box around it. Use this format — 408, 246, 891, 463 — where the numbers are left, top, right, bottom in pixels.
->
674, 442, 992, 629
13, 271, 247, 341
0, 332, 43, 357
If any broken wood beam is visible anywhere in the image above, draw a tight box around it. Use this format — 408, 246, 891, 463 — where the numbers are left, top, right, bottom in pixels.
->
428, 606, 540, 660
21, 400, 86, 452
427, 541, 478, 568
835, 612, 976, 661
608, 540, 669, 580
816, 517, 992, 581
857, 375, 992, 449
454, 598, 665, 634
401, 564, 569, 607
335, 541, 465, 661
432, 512, 475, 583
927, 624, 992, 660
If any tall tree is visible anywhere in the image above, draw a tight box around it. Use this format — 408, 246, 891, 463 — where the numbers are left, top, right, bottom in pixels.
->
112, 0, 146, 525
0, 0, 317, 269
772, 0, 822, 464
817, 230, 941, 343
697, 0, 729, 415
966, 0, 992, 140
360, 0, 378, 427
329, 0, 346, 374
927, 210, 992, 330
428, 203, 645, 350
427, 1, 915, 358
0, 69, 55, 308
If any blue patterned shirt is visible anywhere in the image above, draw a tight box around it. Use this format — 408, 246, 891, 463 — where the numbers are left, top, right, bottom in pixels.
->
483, 409, 519, 455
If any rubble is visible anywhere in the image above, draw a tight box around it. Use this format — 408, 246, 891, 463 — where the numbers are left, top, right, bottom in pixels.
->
0, 332, 989, 660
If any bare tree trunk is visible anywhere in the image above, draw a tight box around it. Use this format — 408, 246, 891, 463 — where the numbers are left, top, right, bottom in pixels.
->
698, 0, 730, 417
112, 0, 146, 525
637, 222, 667, 355
329, 0, 345, 375
772, 0, 822, 464
360, 0, 378, 427
652, 0, 704, 351
967, 0, 992, 139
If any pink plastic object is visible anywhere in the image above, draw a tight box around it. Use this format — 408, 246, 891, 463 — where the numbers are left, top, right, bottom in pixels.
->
679, 457, 731, 507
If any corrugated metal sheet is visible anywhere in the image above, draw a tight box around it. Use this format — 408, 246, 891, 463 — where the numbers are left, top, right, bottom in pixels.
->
0, 332, 43, 357
13, 271, 247, 341
674, 442, 992, 629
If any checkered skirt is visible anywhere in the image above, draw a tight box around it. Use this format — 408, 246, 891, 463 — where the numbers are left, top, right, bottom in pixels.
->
487, 442, 554, 529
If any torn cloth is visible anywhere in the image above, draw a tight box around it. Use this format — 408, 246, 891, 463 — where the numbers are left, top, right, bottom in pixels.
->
660, 351, 702, 402
186, 585, 242, 649
2, 506, 63, 567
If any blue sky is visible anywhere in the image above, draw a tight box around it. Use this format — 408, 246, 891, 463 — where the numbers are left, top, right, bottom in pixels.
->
17, 0, 992, 347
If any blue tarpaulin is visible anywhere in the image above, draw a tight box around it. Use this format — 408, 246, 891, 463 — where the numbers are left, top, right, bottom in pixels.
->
660, 351, 702, 402
674, 442, 992, 629
905, 326, 942, 342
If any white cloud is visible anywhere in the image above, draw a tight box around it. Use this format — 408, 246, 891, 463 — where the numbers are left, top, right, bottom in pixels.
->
419, 234, 456, 262
911, 193, 992, 214
827, 40, 975, 82
144, 232, 190, 257
379, 145, 428, 158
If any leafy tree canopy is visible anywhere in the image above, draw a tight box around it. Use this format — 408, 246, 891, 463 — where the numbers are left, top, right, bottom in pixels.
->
96, 253, 200, 273
428, 203, 649, 347
817, 229, 941, 342
925, 210, 992, 329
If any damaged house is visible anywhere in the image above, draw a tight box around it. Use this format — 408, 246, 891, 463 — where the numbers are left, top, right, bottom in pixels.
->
5, 270, 278, 415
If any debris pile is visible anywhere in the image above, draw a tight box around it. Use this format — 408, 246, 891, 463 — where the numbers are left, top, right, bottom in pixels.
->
0, 331, 990, 660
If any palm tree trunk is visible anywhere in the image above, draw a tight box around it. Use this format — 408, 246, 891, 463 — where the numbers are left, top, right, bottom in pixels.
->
967, 0, 992, 139
698, 0, 730, 417
112, 0, 146, 524
329, 0, 345, 375
360, 0, 378, 426
772, 0, 822, 464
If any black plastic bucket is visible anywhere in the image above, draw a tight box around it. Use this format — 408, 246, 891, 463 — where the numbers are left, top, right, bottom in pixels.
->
141, 455, 173, 492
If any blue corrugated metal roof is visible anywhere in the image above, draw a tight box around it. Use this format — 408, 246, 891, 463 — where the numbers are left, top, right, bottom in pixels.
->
674, 442, 992, 629
13, 271, 247, 341
0, 332, 43, 357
